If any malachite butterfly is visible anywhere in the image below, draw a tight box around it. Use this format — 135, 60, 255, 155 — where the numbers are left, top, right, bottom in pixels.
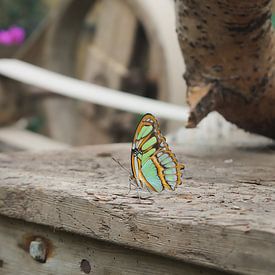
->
130, 113, 185, 193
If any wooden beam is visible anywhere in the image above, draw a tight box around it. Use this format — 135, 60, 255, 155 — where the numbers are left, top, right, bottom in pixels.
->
0, 216, 224, 275
0, 143, 275, 274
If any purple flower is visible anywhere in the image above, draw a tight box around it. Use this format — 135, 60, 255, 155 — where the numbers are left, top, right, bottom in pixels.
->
9, 26, 25, 44
0, 31, 13, 45
0, 26, 25, 46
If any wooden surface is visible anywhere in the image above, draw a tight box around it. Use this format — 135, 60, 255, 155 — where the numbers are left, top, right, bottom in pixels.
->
0, 215, 226, 275
0, 143, 275, 274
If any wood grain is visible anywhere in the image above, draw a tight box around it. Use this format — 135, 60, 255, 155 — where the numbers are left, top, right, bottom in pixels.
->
0, 143, 275, 274
0, 215, 227, 275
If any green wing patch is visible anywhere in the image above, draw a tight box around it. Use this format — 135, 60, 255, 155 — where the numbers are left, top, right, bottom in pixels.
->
137, 125, 153, 140
141, 148, 156, 165
142, 136, 157, 151
141, 159, 163, 192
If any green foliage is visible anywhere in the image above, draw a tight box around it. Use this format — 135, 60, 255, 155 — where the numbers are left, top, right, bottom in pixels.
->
0, 0, 46, 36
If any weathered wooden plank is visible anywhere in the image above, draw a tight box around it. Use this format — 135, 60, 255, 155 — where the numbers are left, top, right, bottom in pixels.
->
0, 215, 226, 275
0, 143, 275, 274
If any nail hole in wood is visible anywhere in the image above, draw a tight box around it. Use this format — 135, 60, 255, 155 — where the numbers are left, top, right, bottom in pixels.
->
80, 259, 91, 274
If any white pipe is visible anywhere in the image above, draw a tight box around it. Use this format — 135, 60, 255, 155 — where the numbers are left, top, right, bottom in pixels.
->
0, 59, 189, 122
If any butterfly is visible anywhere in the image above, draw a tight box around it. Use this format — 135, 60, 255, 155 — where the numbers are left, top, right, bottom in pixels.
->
130, 113, 184, 193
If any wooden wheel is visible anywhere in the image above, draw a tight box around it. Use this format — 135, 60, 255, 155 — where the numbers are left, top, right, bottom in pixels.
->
43, 0, 186, 145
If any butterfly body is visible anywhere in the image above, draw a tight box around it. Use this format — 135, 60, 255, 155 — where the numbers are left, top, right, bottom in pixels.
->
130, 113, 184, 193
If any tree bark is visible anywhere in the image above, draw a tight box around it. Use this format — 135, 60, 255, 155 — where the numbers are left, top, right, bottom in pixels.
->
175, 0, 275, 139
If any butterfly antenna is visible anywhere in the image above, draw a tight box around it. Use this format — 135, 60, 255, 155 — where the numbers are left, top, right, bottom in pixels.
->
112, 157, 131, 174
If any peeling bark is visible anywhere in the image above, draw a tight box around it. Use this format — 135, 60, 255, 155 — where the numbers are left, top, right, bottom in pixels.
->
175, 0, 275, 139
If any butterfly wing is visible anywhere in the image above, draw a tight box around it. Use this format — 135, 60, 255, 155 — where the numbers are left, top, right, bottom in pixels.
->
131, 113, 184, 192
131, 114, 161, 191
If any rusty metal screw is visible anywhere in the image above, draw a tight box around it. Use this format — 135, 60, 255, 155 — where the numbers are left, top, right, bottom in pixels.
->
29, 238, 47, 263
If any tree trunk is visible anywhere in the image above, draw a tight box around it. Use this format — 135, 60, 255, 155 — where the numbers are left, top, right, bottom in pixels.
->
175, 0, 275, 139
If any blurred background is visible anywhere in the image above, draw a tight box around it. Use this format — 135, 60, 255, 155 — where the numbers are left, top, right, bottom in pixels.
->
0, 0, 272, 153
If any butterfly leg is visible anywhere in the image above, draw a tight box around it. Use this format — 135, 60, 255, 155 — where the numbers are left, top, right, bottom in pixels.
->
145, 185, 153, 194
136, 188, 142, 203
127, 178, 133, 195
127, 178, 139, 194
